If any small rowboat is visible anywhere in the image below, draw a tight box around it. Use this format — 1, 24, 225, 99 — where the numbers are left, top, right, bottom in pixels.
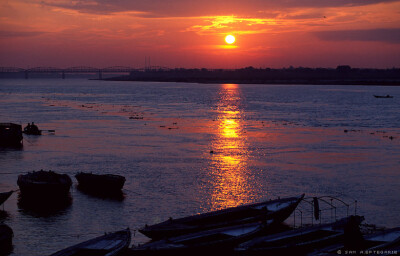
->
140, 194, 304, 240
374, 95, 393, 98
235, 215, 365, 256
131, 221, 272, 256
75, 172, 126, 192
17, 170, 72, 197
49, 228, 131, 256
0, 191, 13, 206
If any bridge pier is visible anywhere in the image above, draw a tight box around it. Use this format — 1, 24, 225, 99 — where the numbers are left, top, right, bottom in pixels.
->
62, 71, 65, 79
98, 71, 102, 80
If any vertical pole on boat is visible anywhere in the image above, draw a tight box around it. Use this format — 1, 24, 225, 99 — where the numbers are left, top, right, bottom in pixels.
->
354, 200, 357, 216
311, 201, 314, 225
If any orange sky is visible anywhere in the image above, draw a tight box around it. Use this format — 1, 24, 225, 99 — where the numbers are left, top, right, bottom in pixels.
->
1, 0, 399, 68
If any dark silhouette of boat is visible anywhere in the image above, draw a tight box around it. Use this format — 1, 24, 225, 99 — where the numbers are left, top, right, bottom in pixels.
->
23, 122, 41, 135
235, 215, 364, 256
0, 224, 13, 253
0, 191, 13, 207
0, 123, 23, 146
49, 228, 131, 256
139, 194, 304, 240
17, 170, 72, 197
130, 221, 272, 256
75, 172, 126, 192
308, 226, 400, 256
374, 95, 393, 98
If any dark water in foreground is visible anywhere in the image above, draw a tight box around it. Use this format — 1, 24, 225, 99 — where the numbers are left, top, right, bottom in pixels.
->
0, 79, 399, 255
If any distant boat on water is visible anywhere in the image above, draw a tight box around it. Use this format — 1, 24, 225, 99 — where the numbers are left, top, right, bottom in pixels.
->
17, 170, 72, 197
0, 123, 23, 146
374, 95, 393, 98
23, 122, 42, 135
75, 172, 126, 192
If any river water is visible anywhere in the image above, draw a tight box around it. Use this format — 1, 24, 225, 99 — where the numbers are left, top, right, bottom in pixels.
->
0, 79, 399, 255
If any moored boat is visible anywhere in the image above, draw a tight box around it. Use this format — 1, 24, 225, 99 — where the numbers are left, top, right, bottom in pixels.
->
0, 224, 13, 253
139, 194, 304, 240
75, 172, 126, 192
0, 123, 23, 146
235, 215, 365, 256
17, 170, 72, 197
49, 228, 131, 256
130, 221, 272, 256
0, 191, 13, 207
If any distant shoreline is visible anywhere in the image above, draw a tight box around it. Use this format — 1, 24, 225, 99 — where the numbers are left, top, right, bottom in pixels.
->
104, 66, 400, 86
104, 76, 400, 86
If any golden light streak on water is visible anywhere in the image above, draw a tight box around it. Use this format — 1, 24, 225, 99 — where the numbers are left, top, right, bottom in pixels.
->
208, 84, 255, 211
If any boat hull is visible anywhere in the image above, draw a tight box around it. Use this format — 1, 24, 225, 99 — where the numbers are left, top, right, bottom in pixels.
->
140, 194, 304, 240
75, 172, 125, 192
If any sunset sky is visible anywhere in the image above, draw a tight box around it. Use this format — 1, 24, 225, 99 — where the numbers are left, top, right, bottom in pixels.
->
1, 0, 400, 68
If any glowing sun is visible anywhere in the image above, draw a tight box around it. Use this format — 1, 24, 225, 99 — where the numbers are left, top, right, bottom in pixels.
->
225, 35, 235, 44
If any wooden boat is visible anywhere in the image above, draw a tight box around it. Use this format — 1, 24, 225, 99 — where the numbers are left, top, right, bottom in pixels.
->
49, 228, 131, 256
23, 122, 42, 135
0, 191, 13, 207
0, 123, 23, 146
374, 95, 393, 98
75, 172, 126, 192
17, 170, 72, 197
235, 215, 365, 256
139, 194, 304, 240
308, 226, 400, 256
130, 221, 272, 256
0, 224, 13, 253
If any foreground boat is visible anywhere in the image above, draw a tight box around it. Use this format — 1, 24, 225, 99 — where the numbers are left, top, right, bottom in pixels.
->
75, 172, 126, 192
49, 228, 131, 256
235, 215, 364, 256
140, 194, 304, 239
130, 221, 272, 256
0, 224, 13, 253
17, 170, 72, 197
0, 191, 13, 207
0, 123, 23, 146
308, 226, 400, 256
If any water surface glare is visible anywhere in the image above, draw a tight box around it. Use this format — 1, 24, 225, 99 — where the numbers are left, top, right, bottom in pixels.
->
0, 79, 399, 255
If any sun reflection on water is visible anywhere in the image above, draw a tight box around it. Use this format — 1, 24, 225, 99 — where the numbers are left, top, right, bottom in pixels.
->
208, 84, 257, 211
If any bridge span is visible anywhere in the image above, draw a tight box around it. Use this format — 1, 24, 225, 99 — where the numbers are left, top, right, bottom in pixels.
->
0, 66, 169, 79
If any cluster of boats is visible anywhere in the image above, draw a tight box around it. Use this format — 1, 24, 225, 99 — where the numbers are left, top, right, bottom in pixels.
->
1, 171, 399, 255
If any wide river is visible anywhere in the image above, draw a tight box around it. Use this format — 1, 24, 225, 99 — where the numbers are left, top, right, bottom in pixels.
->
0, 79, 399, 255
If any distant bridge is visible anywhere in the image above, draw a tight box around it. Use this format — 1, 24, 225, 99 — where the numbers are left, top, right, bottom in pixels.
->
0, 66, 171, 79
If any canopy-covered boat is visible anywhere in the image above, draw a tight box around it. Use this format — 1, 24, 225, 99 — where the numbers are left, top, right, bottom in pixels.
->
0, 123, 23, 146
235, 215, 364, 256
131, 221, 272, 256
17, 170, 72, 197
0, 191, 13, 207
139, 194, 304, 240
49, 228, 131, 256
308, 226, 400, 256
75, 172, 126, 192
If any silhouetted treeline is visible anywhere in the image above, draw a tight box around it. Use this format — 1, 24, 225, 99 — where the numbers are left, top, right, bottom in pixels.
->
109, 66, 400, 85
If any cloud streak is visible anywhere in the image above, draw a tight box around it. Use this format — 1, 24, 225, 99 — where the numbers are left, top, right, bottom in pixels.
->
314, 28, 400, 44
34, 0, 400, 16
